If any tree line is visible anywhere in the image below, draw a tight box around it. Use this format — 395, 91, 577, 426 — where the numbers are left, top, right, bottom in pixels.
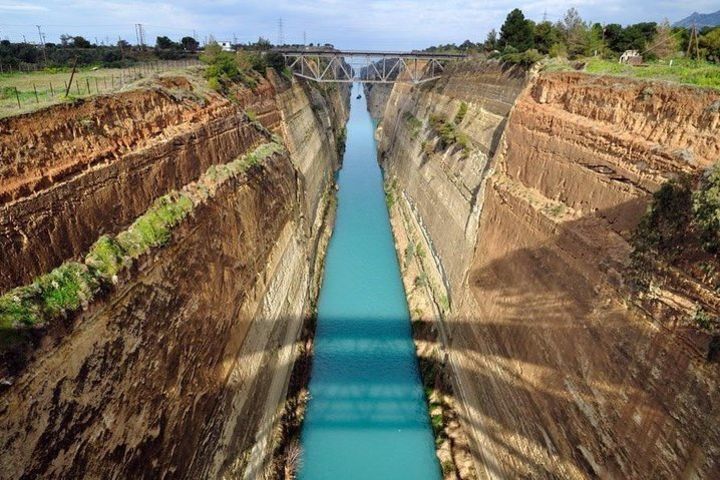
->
426, 8, 720, 63
0, 35, 203, 71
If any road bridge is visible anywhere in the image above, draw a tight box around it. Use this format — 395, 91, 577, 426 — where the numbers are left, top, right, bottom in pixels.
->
275, 49, 467, 84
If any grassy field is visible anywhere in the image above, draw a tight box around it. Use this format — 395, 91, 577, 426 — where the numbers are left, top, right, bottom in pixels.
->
0, 60, 200, 118
582, 58, 720, 89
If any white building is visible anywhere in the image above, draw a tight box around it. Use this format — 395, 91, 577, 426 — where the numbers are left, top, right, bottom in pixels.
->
219, 41, 234, 52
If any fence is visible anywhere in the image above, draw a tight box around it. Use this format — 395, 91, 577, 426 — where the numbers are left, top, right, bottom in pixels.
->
0, 59, 202, 117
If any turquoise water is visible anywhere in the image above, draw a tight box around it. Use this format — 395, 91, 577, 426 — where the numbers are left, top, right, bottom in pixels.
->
298, 84, 440, 480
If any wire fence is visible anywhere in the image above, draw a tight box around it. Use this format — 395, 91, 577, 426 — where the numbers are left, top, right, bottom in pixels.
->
0, 59, 202, 118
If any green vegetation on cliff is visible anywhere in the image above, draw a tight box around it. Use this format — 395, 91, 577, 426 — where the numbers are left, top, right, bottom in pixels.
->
630, 164, 720, 338
429, 114, 470, 155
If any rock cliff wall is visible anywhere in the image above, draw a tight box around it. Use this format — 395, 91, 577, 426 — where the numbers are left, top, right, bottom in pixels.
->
372, 62, 720, 479
0, 72, 349, 479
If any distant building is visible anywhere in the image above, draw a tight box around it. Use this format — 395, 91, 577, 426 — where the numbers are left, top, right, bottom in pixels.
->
219, 41, 234, 52
619, 50, 643, 65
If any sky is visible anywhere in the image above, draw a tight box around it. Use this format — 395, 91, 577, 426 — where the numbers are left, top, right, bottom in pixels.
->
0, 1, 718, 50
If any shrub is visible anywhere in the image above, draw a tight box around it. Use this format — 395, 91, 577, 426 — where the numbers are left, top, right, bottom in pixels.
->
404, 243, 415, 266
502, 48, 544, 66
403, 112, 423, 138
634, 174, 694, 254
693, 164, 720, 253
454, 101, 468, 124
693, 307, 718, 331
429, 114, 470, 154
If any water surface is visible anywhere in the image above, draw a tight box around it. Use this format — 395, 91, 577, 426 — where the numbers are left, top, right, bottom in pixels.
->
298, 84, 440, 479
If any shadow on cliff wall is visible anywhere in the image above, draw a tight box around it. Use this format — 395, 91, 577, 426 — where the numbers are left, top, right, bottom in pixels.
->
416, 197, 720, 478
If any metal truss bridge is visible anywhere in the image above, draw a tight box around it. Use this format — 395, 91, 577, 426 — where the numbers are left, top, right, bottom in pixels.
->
276, 49, 467, 84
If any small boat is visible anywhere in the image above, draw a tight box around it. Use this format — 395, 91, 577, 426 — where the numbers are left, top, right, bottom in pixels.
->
356, 94, 362, 99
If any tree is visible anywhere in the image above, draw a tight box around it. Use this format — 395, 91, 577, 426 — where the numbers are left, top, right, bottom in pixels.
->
534, 21, 561, 54
603, 23, 624, 52
499, 8, 534, 51
72, 36, 92, 48
254, 37, 272, 50
117, 39, 131, 49
484, 29, 498, 51
181, 36, 199, 52
560, 8, 589, 57
651, 20, 679, 59
459, 39, 477, 51
586, 23, 607, 56
155, 36, 176, 50
700, 27, 720, 62
623, 22, 658, 51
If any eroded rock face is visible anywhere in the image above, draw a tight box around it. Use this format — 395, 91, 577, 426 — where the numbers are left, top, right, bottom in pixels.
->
0, 75, 349, 479
373, 62, 720, 478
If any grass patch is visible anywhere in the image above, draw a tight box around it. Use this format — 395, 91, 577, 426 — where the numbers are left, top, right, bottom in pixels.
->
0, 263, 98, 330
584, 58, 720, 90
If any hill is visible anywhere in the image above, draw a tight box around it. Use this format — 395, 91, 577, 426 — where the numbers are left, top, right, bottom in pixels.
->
674, 9, 720, 28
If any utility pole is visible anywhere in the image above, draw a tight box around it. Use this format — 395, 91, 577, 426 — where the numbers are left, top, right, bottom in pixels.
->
135, 23, 145, 49
303, 31, 307, 46
686, 22, 700, 61
36, 25, 47, 64
277, 18, 284, 46
542, 9, 547, 22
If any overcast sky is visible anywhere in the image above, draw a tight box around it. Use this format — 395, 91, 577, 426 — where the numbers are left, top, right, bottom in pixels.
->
0, 1, 718, 50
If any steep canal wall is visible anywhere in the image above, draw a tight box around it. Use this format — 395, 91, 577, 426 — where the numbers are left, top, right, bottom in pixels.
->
0, 71, 349, 479
371, 61, 720, 478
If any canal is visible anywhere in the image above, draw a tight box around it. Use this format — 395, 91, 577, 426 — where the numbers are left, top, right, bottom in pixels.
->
298, 84, 440, 479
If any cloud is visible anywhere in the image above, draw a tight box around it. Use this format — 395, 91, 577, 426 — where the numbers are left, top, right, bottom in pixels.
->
0, 3, 48, 11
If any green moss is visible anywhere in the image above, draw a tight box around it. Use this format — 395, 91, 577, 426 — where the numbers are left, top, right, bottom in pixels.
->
0, 286, 42, 329
86, 236, 125, 279
35, 263, 98, 318
116, 193, 193, 259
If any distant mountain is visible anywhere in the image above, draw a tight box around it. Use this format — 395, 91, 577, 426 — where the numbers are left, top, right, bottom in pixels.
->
674, 10, 720, 28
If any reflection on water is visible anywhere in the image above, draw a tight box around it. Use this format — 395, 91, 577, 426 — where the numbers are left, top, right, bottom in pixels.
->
298, 84, 439, 480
